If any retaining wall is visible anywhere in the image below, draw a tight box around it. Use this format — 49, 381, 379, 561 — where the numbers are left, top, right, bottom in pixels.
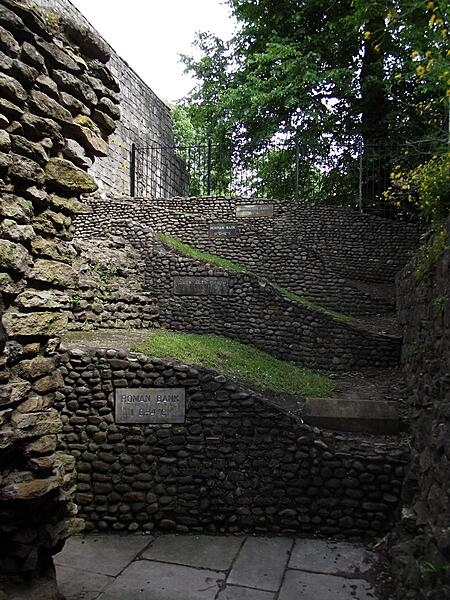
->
57, 346, 407, 537
390, 218, 450, 600
74, 196, 421, 316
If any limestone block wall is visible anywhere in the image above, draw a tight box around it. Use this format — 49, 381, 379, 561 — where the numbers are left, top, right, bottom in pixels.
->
68, 232, 401, 371
74, 196, 421, 316
34, 0, 188, 198
57, 346, 407, 537
390, 218, 450, 600
0, 1, 118, 595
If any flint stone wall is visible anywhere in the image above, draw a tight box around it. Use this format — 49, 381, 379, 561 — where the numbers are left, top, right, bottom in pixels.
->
34, 0, 188, 198
74, 196, 421, 316
390, 218, 450, 600
0, 0, 118, 595
57, 346, 407, 537
68, 232, 401, 371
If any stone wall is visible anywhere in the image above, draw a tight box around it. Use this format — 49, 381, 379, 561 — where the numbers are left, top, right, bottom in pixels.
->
0, 1, 119, 596
74, 196, 421, 316
57, 345, 407, 537
390, 218, 450, 600
34, 0, 188, 198
68, 232, 401, 371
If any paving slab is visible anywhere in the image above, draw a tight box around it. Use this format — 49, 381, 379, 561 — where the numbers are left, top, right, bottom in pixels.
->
54, 534, 151, 577
217, 584, 276, 599
278, 570, 378, 600
142, 534, 243, 570
227, 536, 293, 592
57, 564, 113, 600
97, 559, 223, 600
289, 538, 379, 575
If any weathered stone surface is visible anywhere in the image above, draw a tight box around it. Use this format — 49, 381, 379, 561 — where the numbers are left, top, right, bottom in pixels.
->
0, 24, 20, 57
69, 122, 108, 156
35, 73, 59, 98
52, 69, 97, 106
59, 91, 90, 116
0, 4, 25, 32
0, 48, 13, 71
0, 148, 11, 170
29, 90, 73, 124
21, 41, 46, 71
92, 109, 116, 135
0, 380, 30, 408
98, 95, 120, 120
11, 58, 38, 86
0, 72, 27, 102
62, 138, 93, 169
0, 272, 25, 294
8, 152, 45, 184
0, 218, 35, 243
2, 309, 68, 336
0, 475, 61, 500
31, 372, 63, 394
24, 435, 57, 456
11, 134, 48, 165
29, 259, 77, 288
0, 193, 33, 222
0, 112, 9, 127
0, 96, 23, 118
35, 37, 80, 73
18, 356, 56, 380
45, 157, 97, 193
63, 18, 111, 63
31, 236, 76, 263
15, 289, 70, 310
49, 193, 86, 214
0, 127, 11, 151
0, 239, 32, 274
21, 111, 63, 141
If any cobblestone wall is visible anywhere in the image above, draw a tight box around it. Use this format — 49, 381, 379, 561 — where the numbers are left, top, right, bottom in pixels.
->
68, 232, 402, 371
34, 0, 187, 198
390, 218, 450, 600
74, 196, 421, 316
57, 346, 407, 537
0, 1, 119, 596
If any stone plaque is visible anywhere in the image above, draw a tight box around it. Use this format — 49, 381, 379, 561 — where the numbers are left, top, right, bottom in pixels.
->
236, 203, 273, 218
173, 276, 229, 296
115, 388, 185, 424
209, 223, 239, 238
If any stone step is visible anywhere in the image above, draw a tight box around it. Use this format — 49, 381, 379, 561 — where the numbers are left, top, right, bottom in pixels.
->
302, 397, 399, 434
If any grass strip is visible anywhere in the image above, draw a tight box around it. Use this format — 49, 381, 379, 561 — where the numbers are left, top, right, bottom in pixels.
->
131, 330, 333, 398
158, 232, 355, 323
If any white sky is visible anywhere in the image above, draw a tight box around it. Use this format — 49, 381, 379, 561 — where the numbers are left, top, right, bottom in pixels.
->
69, 0, 236, 105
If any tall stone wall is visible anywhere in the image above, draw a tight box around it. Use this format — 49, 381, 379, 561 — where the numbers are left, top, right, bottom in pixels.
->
58, 345, 407, 537
390, 218, 450, 600
33, 0, 188, 198
74, 196, 421, 316
0, 1, 119, 596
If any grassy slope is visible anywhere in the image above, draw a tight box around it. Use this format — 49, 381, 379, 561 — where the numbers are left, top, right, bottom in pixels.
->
158, 232, 355, 323
131, 330, 333, 398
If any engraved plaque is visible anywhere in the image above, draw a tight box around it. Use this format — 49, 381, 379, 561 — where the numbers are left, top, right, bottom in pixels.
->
115, 388, 185, 424
209, 223, 239, 238
173, 276, 229, 296
236, 204, 273, 218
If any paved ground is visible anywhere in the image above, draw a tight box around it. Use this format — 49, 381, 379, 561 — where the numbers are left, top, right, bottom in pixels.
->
55, 533, 387, 600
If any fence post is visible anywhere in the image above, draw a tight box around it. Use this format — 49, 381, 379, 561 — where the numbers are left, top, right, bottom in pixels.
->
358, 137, 363, 213
130, 143, 136, 197
207, 139, 212, 195
295, 134, 300, 201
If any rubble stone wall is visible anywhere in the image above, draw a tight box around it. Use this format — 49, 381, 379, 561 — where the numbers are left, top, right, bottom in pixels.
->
58, 346, 407, 537
0, 1, 118, 596
391, 218, 450, 600
34, 0, 188, 198
74, 196, 421, 316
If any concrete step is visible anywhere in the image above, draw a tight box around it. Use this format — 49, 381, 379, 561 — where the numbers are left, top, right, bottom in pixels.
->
302, 397, 399, 434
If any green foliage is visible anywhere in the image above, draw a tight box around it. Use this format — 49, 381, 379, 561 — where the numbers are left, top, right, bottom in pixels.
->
131, 330, 333, 398
94, 263, 117, 284
415, 225, 448, 280
178, 0, 449, 212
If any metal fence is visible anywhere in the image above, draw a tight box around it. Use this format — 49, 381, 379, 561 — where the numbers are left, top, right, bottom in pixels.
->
130, 137, 436, 218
